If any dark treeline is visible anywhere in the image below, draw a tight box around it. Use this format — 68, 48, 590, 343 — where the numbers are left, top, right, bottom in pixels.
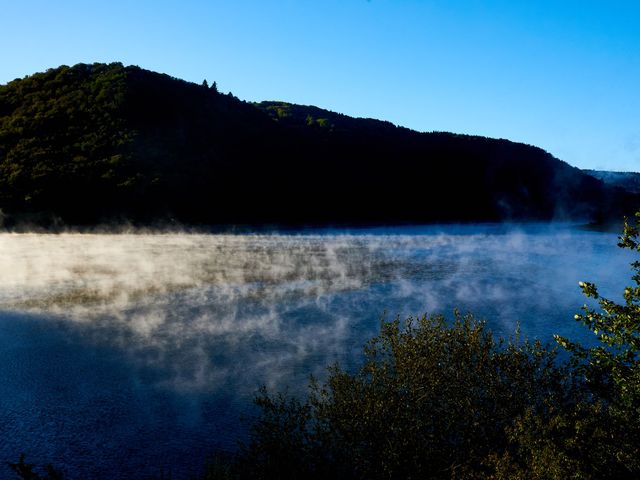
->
0, 62, 636, 228
584, 169, 640, 195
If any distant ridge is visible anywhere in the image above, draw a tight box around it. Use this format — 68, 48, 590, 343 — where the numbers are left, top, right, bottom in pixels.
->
583, 169, 640, 195
0, 62, 636, 228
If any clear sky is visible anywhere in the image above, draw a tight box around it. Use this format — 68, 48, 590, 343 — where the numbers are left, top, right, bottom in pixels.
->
2, 0, 639, 171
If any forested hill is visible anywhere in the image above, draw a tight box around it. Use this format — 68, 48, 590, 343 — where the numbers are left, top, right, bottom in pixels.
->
584, 169, 640, 195
0, 62, 636, 227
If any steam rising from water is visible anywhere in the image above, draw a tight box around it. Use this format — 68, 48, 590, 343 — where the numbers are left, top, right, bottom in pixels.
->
0, 228, 631, 390
0, 226, 632, 478
0, 233, 422, 390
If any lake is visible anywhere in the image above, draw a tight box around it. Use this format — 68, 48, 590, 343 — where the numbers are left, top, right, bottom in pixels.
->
0, 224, 633, 479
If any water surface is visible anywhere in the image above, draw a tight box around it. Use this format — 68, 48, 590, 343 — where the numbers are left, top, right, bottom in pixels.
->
0, 224, 632, 478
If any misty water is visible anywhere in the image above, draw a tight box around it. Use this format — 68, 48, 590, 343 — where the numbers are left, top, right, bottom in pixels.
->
0, 224, 633, 479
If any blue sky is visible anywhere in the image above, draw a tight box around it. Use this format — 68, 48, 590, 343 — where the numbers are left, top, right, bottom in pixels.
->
2, 0, 639, 171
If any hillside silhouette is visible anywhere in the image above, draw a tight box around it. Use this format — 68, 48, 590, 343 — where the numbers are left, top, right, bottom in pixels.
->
584, 169, 640, 195
0, 62, 635, 227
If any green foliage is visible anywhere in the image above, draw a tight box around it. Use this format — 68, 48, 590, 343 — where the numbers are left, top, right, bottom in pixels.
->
260, 102, 291, 121
0, 63, 135, 221
550, 212, 640, 476
212, 313, 575, 479
486, 399, 638, 479
557, 213, 640, 405
315, 117, 330, 128
304, 114, 331, 129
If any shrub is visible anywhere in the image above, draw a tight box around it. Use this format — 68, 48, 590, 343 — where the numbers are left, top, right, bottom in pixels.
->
218, 313, 576, 479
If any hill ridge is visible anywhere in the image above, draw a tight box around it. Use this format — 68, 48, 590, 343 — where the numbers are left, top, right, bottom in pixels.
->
0, 62, 636, 227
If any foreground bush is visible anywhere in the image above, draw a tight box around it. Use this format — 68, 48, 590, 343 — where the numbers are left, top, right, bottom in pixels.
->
207, 313, 578, 480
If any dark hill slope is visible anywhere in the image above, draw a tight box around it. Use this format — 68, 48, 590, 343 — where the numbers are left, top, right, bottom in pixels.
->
254, 101, 635, 223
0, 63, 635, 227
584, 169, 640, 195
